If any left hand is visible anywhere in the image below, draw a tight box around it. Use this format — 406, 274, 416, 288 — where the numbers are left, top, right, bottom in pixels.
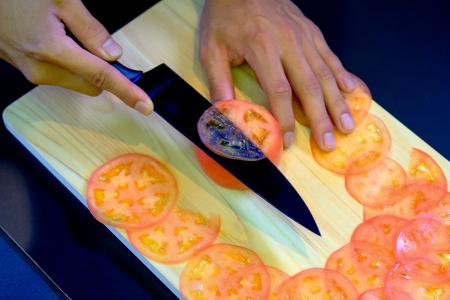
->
199, 0, 366, 150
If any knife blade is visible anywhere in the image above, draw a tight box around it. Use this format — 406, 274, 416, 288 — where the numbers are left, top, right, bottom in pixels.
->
111, 62, 320, 236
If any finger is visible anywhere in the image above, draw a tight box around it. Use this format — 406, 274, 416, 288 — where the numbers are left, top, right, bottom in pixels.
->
199, 44, 234, 102
57, 0, 122, 61
312, 27, 357, 93
282, 46, 336, 151
302, 40, 355, 134
351, 73, 372, 96
245, 39, 295, 147
18, 57, 101, 95
49, 37, 152, 115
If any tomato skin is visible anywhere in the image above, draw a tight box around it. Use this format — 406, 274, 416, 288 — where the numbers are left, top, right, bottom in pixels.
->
311, 114, 391, 175
358, 288, 387, 300
195, 99, 283, 190
128, 208, 220, 264
325, 241, 396, 293
275, 267, 358, 300
86, 153, 178, 229
351, 215, 408, 254
180, 243, 270, 300
266, 266, 289, 300
407, 148, 448, 190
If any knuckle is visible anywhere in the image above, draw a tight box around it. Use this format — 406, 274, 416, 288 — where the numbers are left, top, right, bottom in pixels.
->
89, 66, 109, 89
267, 79, 292, 99
302, 76, 322, 96
315, 65, 334, 82
82, 18, 106, 40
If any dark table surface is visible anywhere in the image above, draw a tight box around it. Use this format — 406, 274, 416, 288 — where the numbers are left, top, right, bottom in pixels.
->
1, 0, 449, 299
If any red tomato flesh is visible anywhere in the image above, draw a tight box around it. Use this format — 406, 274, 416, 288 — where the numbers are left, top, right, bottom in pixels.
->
266, 266, 289, 300
196, 99, 283, 189
128, 207, 220, 264
325, 241, 396, 293
351, 215, 408, 254
357, 288, 387, 300
180, 243, 270, 300
311, 114, 391, 175
275, 267, 358, 300
345, 158, 406, 208
86, 153, 178, 229
408, 148, 448, 190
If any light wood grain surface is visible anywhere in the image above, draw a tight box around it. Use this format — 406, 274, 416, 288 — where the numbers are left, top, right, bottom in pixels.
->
3, 0, 449, 297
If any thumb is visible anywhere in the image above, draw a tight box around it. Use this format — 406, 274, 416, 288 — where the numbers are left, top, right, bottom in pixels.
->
57, 0, 122, 61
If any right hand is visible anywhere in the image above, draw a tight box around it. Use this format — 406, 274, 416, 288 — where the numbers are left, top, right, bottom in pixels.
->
0, 0, 153, 115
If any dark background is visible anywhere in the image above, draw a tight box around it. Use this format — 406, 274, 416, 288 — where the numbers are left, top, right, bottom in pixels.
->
1, 0, 449, 299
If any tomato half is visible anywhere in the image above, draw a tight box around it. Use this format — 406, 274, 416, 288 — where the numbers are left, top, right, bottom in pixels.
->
385, 261, 450, 300
408, 148, 448, 190
266, 266, 289, 300
395, 216, 449, 266
293, 87, 372, 127
127, 208, 220, 264
180, 243, 270, 300
325, 241, 395, 293
311, 114, 391, 175
363, 183, 447, 220
275, 267, 358, 300
345, 158, 406, 208
357, 288, 387, 300
196, 99, 283, 189
351, 215, 408, 254
86, 153, 178, 229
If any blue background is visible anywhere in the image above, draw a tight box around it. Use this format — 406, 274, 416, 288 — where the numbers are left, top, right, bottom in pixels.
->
1, 0, 449, 299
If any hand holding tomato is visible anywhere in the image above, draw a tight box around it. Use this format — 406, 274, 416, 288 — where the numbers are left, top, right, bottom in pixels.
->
200, 0, 369, 150
0, 0, 152, 115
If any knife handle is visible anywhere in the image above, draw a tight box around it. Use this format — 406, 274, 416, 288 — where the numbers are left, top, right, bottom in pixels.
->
111, 61, 143, 83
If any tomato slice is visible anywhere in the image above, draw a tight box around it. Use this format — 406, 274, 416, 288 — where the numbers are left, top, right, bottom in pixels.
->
395, 216, 449, 266
351, 215, 408, 254
86, 153, 178, 229
363, 184, 447, 220
127, 208, 220, 264
385, 261, 450, 300
422, 192, 450, 226
408, 148, 448, 190
325, 241, 396, 293
345, 158, 406, 208
357, 288, 387, 300
275, 267, 358, 299
311, 114, 391, 175
196, 99, 283, 189
180, 243, 270, 300
293, 87, 372, 127
266, 266, 289, 300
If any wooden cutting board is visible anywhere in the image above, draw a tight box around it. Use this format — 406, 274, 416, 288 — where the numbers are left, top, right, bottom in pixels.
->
3, 0, 449, 297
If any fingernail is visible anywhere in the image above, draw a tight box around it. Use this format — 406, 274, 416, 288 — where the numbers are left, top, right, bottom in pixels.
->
134, 101, 152, 115
102, 38, 122, 58
343, 75, 356, 91
323, 132, 336, 150
284, 132, 295, 147
340, 113, 354, 131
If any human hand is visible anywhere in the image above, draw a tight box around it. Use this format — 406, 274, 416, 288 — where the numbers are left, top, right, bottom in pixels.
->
0, 0, 152, 115
199, 0, 368, 150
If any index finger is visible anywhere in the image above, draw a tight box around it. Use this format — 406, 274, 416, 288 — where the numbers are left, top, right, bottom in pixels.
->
49, 37, 152, 115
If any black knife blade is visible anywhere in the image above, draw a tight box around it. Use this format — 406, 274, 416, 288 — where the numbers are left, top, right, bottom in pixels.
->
111, 62, 320, 236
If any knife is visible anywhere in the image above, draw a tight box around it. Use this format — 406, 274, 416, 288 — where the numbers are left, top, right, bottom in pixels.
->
111, 61, 320, 236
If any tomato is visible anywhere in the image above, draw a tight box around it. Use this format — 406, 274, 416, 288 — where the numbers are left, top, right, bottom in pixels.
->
311, 114, 391, 175
385, 261, 450, 300
325, 241, 395, 293
351, 215, 408, 253
127, 208, 220, 264
180, 243, 270, 300
422, 192, 450, 226
395, 216, 449, 266
86, 153, 178, 229
408, 148, 448, 190
357, 288, 387, 300
345, 158, 406, 208
275, 267, 358, 300
293, 87, 372, 127
363, 184, 447, 220
266, 266, 289, 300
196, 99, 283, 189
